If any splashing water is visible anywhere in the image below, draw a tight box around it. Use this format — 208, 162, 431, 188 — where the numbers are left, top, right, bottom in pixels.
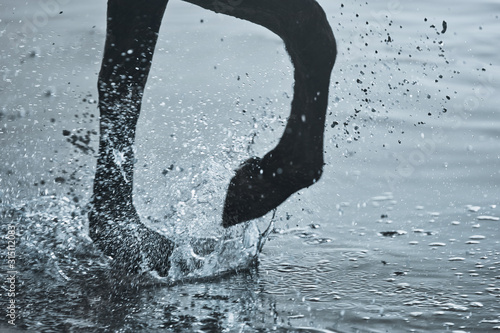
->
0, 195, 273, 286
166, 218, 274, 282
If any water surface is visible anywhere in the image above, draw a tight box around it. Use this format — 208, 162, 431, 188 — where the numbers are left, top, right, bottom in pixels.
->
0, 0, 499, 332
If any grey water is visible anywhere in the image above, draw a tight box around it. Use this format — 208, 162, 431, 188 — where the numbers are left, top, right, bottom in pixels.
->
1, 0, 499, 332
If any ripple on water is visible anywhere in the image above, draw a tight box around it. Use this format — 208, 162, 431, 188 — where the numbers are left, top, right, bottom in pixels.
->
477, 215, 500, 221
469, 235, 486, 240
466, 205, 481, 212
429, 242, 447, 247
279, 327, 341, 333
305, 238, 332, 245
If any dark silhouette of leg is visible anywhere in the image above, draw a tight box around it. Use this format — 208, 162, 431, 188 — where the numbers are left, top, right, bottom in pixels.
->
183, 0, 337, 227
89, 0, 336, 276
89, 0, 173, 275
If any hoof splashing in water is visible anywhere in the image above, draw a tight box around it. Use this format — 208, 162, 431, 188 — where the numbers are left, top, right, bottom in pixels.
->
90, 0, 336, 277
89, 198, 273, 280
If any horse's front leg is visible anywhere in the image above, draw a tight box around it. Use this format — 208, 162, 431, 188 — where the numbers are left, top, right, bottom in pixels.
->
89, 0, 173, 275
184, 0, 337, 227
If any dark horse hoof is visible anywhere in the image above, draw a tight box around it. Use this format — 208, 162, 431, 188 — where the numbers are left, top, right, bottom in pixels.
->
88, 202, 175, 276
222, 151, 322, 228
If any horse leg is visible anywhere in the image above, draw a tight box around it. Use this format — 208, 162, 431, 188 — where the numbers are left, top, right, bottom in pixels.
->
183, 0, 337, 227
89, 0, 173, 275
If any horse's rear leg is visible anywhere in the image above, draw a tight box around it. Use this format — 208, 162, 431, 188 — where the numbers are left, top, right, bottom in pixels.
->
89, 0, 173, 275
184, 0, 337, 227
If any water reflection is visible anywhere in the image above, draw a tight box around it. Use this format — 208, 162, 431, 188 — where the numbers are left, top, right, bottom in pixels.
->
2, 193, 499, 332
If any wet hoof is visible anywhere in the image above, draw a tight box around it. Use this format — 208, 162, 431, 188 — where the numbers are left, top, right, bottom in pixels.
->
88, 203, 174, 276
222, 154, 321, 228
